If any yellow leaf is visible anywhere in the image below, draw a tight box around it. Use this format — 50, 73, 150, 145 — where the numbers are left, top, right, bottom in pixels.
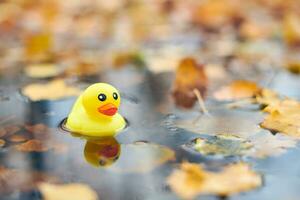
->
261, 99, 300, 138
167, 162, 262, 199
213, 80, 261, 101
38, 183, 98, 200
22, 79, 81, 101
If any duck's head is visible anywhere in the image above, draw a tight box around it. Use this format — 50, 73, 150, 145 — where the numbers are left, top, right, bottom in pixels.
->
82, 83, 121, 118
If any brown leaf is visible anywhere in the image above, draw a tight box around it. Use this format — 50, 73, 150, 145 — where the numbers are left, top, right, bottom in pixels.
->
213, 80, 261, 101
172, 58, 207, 108
193, 0, 242, 30
8, 134, 28, 143
284, 60, 300, 74
38, 183, 98, 200
15, 139, 49, 152
22, 79, 81, 101
167, 162, 262, 199
0, 139, 5, 147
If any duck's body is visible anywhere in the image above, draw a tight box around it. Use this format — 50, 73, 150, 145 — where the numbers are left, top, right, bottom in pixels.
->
65, 83, 126, 137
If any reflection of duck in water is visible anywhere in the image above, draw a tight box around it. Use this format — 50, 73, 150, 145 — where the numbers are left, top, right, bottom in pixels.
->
65, 83, 126, 137
84, 137, 120, 167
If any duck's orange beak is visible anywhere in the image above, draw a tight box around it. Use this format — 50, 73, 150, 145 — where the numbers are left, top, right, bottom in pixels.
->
98, 103, 118, 116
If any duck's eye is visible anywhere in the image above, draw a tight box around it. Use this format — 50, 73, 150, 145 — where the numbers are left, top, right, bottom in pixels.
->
98, 94, 106, 101
113, 92, 118, 100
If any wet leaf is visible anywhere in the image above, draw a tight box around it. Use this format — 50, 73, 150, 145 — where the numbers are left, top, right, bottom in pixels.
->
167, 162, 262, 199
193, 0, 241, 30
15, 139, 49, 152
188, 135, 253, 157
25, 63, 61, 78
213, 80, 261, 101
38, 183, 98, 200
113, 51, 146, 68
285, 60, 300, 74
260, 99, 300, 138
0, 139, 5, 147
172, 58, 207, 108
22, 79, 81, 101
283, 13, 300, 46
255, 88, 280, 107
8, 134, 28, 143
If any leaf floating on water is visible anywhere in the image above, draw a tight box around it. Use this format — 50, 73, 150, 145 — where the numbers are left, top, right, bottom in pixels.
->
22, 79, 81, 101
38, 183, 98, 200
260, 99, 300, 138
15, 139, 49, 152
189, 135, 253, 157
285, 60, 300, 74
213, 80, 261, 101
167, 162, 262, 199
113, 51, 146, 68
24, 63, 61, 78
0, 139, 5, 147
255, 89, 280, 107
8, 134, 28, 143
283, 13, 300, 46
172, 57, 207, 108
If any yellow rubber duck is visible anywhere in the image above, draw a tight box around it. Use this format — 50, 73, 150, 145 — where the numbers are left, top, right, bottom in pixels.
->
65, 83, 126, 137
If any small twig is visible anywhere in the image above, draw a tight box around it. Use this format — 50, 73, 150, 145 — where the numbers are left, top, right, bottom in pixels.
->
193, 89, 209, 115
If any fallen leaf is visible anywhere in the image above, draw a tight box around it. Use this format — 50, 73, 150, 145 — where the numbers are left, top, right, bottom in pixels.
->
239, 20, 270, 40
255, 88, 280, 107
8, 134, 28, 143
38, 183, 98, 200
15, 139, 49, 152
284, 60, 300, 74
25, 63, 61, 78
0, 139, 5, 147
258, 98, 300, 138
283, 13, 300, 46
193, 0, 241, 30
167, 162, 262, 199
187, 135, 253, 157
22, 79, 81, 101
213, 80, 261, 101
172, 57, 207, 108
113, 51, 146, 68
